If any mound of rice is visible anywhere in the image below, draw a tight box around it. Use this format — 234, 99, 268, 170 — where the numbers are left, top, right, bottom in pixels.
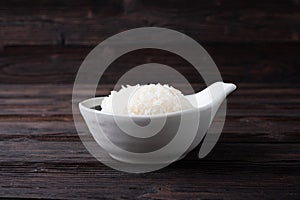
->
101, 84, 193, 115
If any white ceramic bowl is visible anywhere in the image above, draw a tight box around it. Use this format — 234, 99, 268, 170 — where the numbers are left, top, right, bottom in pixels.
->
79, 82, 236, 164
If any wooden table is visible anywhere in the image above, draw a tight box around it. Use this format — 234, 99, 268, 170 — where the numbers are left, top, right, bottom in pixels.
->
0, 0, 299, 199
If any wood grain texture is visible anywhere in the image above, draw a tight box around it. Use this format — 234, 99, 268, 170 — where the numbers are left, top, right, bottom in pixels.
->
0, 84, 299, 199
0, 162, 298, 200
0, 44, 299, 84
0, 0, 299, 199
0, 0, 300, 46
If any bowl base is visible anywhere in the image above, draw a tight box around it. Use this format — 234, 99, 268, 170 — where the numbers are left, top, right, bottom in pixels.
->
108, 153, 187, 164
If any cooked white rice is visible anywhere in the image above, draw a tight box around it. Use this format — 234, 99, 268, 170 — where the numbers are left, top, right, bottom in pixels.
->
101, 84, 193, 115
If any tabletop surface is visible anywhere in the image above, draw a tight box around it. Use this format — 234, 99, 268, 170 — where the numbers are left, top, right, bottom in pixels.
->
0, 0, 299, 199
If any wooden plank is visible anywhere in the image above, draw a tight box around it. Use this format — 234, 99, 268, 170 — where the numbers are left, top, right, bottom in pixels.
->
0, 83, 299, 97
0, 114, 299, 143
0, 0, 299, 46
0, 84, 299, 143
0, 139, 299, 164
0, 163, 298, 200
0, 44, 300, 84
0, 99, 299, 117
0, 142, 299, 199
0, 85, 299, 120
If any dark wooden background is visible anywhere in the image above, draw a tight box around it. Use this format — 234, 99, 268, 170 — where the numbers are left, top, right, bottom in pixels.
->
0, 0, 299, 199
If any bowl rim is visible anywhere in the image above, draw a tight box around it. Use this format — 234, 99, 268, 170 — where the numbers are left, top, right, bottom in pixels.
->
79, 96, 211, 119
